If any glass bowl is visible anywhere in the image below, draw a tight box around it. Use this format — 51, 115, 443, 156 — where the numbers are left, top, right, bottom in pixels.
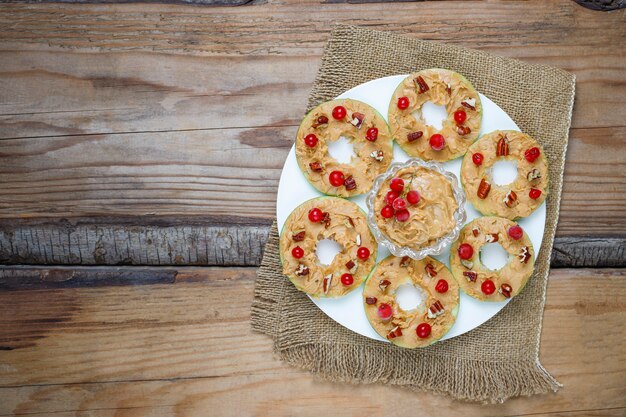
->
365, 158, 467, 260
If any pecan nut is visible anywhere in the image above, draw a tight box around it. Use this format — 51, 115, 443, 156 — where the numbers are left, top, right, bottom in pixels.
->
485, 233, 499, 243
414, 76, 430, 94
461, 97, 476, 110
500, 283, 512, 298
344, 176, 357, 191
292, 231, 306, 242
461, 259, 474, 269
518, 246, 531, 264
309, 161, 323, 172
370, 150, 384, 161
407, 131, 423, 142
321, 212, 331, 228
400, 256, 410, 267
350, 112, 365, 129
463, 271, 478, 282
496, 136, 509, 156
365, 296, 377, 305
295, 264, 309, 276
477, 178, 491, 199
323, 274, 333, 294
312, 115, 329, 128
504, 190, 518, 208
345, 260, 355, 270
527, 168, 541, 182
425, 263, 437, 278
427, 300, 445, 318
457, 125, 471, 136
472, 226, 480, 237
379, 279, 391, 292
387, 325, 403, 339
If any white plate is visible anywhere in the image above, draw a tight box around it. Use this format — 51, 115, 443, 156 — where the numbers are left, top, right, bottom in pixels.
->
276, 75, 546, 343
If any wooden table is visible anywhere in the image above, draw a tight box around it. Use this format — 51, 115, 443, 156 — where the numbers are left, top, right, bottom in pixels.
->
0, 1, 624, 415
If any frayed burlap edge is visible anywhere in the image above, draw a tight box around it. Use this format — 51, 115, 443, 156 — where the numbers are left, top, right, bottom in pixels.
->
252, 25, 575, 403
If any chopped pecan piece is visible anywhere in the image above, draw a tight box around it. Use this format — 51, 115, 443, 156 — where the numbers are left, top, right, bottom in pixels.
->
370, 150, 384, 161
457, 125, 471, 136
485, 233, 499, 243
425, 263, 437, 278
347, 216, 355, 228
365, 296, 377, 305
518, 246, 531, 264
463, 271, 478, 282
446, 83, 452, 95
355, 234, 361, 246
292, 231, 306, 242
400, 256, 410, 267
321, 212, 331, 228
312, 115, 329, 128
414, 76, 430, 94
496, 136, 509, 156
461, 97, 476, 110
472, 227, 480, 237
295, 264, 309, 276
345, 260, 355, 270
344, 176, 357, 191
323, 274, 333, 294
500, 283, 512, 298
477, 179, 491, 199
504, 190, 518, 208
461, 259, 474, 269
527, 169, 541, 182
407, 131, 423, 142
350, 112, 365, 129
427, 300, 445, 319
379, 279, 391, 292
309, 161, 323, 172
387, 325, 403, 339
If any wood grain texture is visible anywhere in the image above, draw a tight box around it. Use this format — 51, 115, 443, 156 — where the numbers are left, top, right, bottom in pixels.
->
0, 267, 624, 415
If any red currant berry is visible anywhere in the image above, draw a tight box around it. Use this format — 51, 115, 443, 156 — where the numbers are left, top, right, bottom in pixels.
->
481, 279, 496, 295
378, 303, 393, 320
454, 110, 467, 124
508, 225, 523, 240
458, 243, 474, 260
525, 147, 540, 163
304, 133, 318, 147
308, 208, 323, 223
397, 96, 410, 110
381, 205, 394, 219
357, 247, 370, 260
341, 273, 354, 286
429, 134, 445, 151
435, 279, 449, 293
332, 105, 346, 120
406, 190, 420, 205
291, 246, 304, 259
386, 190, 400, 205
416, 323, 432, 338
392, 197, 407, 211
395, 209, 410, 222
472, 153, 484, 165
329, 170, 345, 187
390, 178, 405, 192
366, 127, 378, 142
529, 188, 542, 199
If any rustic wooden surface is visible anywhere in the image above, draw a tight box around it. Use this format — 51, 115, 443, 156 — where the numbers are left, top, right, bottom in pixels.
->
0, 0, 624, 415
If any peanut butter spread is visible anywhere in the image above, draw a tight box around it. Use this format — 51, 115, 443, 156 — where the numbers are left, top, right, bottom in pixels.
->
461, 130, 549, 220
374, 166, 459, 251
389, 69, 482, 162
449, 216, 535, 302
280, 197, 377, 298
363, 255, 459, 348
295, 99, 393, 197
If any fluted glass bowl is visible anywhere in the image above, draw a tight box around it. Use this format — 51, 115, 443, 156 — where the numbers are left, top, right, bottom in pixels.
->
365, 158, 467, 260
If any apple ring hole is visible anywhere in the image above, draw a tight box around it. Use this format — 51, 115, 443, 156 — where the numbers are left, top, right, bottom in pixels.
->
395, 283, 427, 312
315, 238, 343, 266
327, 135, 356, 164
492, 160, 519, 186
480, 243, 510, 271
414, 101, 447, 130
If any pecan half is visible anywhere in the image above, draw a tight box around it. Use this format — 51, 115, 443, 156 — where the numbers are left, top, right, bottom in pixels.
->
379, 279, 391, 292
407, 131, 423, 142
350, 112, 365, 129
414, 76, 430, 94
309, 161, 323, 172
292, 231, 306, 242
427, 300, 445, 318
387, 325, 403, 339
527, 169, 541, 182
425, 263, 437, 278
500, 283, 512, 298
463, 271, 478, 282
295, 264, 309, 276
344, 176, 357, 191
477, 179, 491, 199
496, 136, 509, 156
323, 274, 333, 294
461, 259, 474, 269
472, 227, 480, 237
485, 233, 499, 243
312, 115, 329, 128
504, 190, 518, 208
461, 97, 476, 110
400, 256, 410, 267
365, 296, 377, 305
370, 150, 384, 161
518, 246, 531, 264
457, 125, 471, 136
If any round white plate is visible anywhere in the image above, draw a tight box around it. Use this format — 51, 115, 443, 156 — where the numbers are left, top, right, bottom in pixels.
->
276, 75, 546, 343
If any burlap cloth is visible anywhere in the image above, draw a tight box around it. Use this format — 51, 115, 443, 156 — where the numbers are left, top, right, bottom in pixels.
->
251, 25, 575, 403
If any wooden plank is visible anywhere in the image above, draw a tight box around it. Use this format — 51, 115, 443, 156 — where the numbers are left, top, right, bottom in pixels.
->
0, 267, 624, 415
